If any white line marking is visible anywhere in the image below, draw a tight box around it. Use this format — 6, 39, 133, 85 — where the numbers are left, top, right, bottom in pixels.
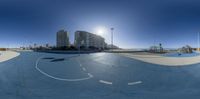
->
35, 56, 93, 82
87, 73, 93, 77
77, 59, 83, 67
82, 67, 86, 71
128, 81, 142, 85
99, 80, 112, 85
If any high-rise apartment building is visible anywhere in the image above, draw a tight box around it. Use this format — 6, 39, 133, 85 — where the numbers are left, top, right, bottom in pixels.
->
74, 31, 105, 50
56, 29, 70, 47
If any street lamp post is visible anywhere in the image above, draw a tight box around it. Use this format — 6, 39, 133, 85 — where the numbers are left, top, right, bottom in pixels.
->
111, 28, 114, 51
78, 43, 80, 56
198, 32, 200, 51
79, 40, 84, 56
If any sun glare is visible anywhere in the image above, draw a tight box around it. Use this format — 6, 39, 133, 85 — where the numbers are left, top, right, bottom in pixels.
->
96, 27, 106, 36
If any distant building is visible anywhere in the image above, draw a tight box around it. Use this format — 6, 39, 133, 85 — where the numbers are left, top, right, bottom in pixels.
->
56, 29, 70, 47
45, 43, 49, 48
34, 43, 37, 48
74, 31, 105, 50
106, 44, 119, 49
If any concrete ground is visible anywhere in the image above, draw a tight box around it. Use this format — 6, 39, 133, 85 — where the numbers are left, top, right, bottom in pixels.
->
0, 51, 200, 99
120, 52, 200, 66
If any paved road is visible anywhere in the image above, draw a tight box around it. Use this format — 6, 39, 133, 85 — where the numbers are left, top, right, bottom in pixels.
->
0, 51, 200, 99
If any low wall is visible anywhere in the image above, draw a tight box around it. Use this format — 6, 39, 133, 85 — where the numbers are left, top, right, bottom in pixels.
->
104, 50, 147, 53
0, 48, 6, 51
35, 50, 101, 54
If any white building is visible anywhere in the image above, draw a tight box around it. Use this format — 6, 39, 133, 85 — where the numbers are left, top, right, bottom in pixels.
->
74, 31, 105, 50
56, 29, 70, 47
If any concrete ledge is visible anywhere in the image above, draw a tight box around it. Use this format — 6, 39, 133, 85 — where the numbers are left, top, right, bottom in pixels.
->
0, 51, 20, 62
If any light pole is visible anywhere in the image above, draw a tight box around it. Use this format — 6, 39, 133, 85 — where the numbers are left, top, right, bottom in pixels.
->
198, 32, 200, 51
79, 40, 84, 56
111, 28, 114, 51
78, 43, 80, 56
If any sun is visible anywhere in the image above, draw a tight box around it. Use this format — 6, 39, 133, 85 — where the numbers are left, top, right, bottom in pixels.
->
97, 29, 104, 35
96, 27, 106, 36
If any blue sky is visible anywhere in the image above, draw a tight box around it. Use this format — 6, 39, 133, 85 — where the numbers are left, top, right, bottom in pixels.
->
1, 0, 200, 48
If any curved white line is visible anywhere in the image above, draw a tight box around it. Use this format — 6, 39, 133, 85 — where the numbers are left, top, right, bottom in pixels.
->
99, 80, 112, 85
87, 73, 93, 77
35, 56, 93, 81
82, 67, 86, 71
128, 81, 142, 85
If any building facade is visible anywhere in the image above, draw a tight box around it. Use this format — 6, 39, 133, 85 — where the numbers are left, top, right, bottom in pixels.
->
56, 29, 70, 47
74, 31, 105, 50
